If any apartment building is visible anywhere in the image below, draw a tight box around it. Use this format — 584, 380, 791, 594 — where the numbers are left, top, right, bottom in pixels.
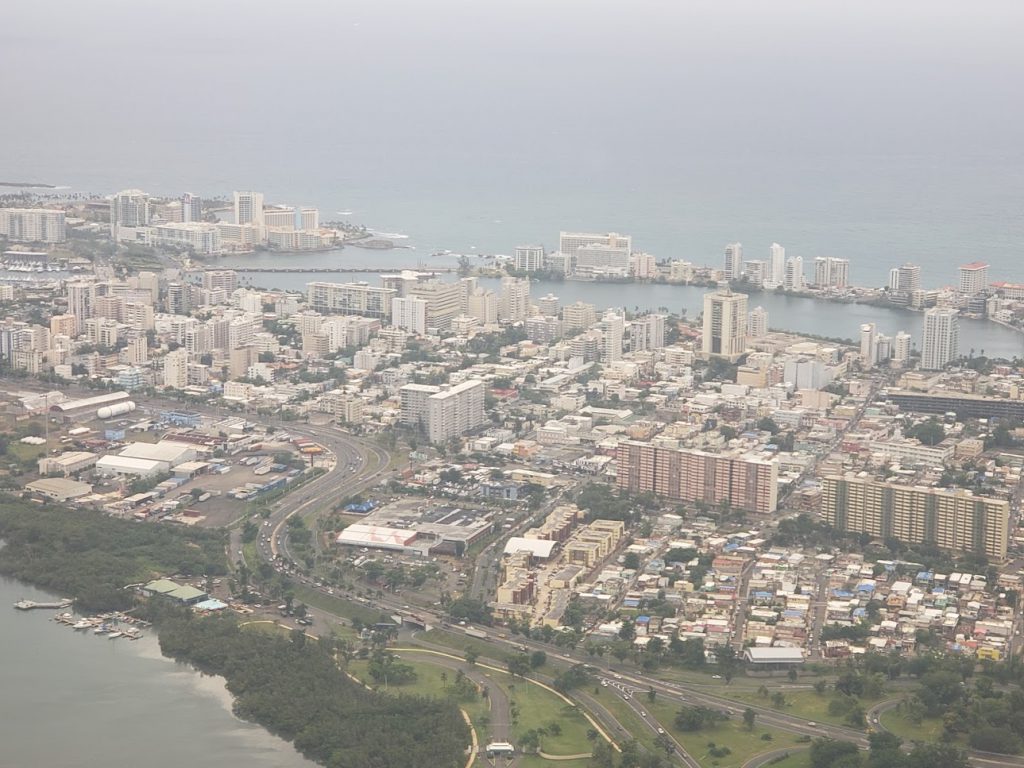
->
306, 281, 396, 319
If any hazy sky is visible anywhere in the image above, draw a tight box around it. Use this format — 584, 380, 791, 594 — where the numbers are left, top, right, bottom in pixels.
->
3, 1, 1023, 277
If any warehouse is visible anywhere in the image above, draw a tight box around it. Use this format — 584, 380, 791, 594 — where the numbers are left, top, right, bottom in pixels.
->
118, 441, 196, 467
95, 455, 167, 478
336, 523, 419, 552
503, 537, 557, 560
38, 451, 98, 477
743, 647, 805, 667
26, 478, 93, 502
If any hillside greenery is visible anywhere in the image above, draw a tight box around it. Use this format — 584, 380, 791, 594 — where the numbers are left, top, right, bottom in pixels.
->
0, 496, 227, 610
157, 610, 470, 768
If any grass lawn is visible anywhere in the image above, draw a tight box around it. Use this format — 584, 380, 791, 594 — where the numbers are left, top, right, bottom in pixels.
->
7, 439, 53, 463
646, 700, 805, 768
519, 758, 590, 768
289, 583, 387, 626
718, 688, 882, 729
763, 749, 811, 768
419, 628, 493, 659
504, 676, 593, 756
878, 707, 946, 744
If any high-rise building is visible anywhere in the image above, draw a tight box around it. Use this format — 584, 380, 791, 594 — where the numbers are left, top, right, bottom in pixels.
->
233, 191, 265, 228
147, 222, 221, 254
66, 282, 95, 329
110, 189, 150, 238
165, 282, 191, 315
631, 314, 666, 351
889, 263, 921, 294
50, 313, 77, 338
599, 310, 625, 362
526, 315, 563, 344
513, 245, 545, 272
401, 380, 486, 444
921, 307, 959, 370
0, 208, 66, 243
859, 323, 877, 366
958, 262, 989, 296
306, 281, 396, 319
499, 277, 530, 323
616, 441, 779, 514
537, 293, 560, 317
163, 349, 189, 389
892, 331, 912, 366
558, 231, 631, 258
702, 289, 748, 360
563, 301, 597, 332
823, 475, 1008, 558
723, 242, 743, 281
783, 256, 804, 291
814, 257, 849, 289
181, 193, 203, 223
574, 243, 630, 275
766, 243, 786, 288
202, 270, 238, 293
742, 260, 765, 286
409, 280, 463, 331
391, 296, 428, 335
747, 306, 768, 339
630, 252, 657, 279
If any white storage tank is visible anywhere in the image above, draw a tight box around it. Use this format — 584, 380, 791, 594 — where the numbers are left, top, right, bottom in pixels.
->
97, 401, 137, 419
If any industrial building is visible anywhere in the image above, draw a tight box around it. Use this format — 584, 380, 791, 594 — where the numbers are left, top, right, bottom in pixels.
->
336, 524, 419, 551
38, 451, 98, 477
49, 391, 130, 420
25, 478, 93, 502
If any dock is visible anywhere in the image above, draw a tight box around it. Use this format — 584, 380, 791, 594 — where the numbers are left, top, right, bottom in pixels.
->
14, 598, 73, 610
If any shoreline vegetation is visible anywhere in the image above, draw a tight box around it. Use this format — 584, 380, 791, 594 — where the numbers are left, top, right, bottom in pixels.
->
0, 497, 471, 768
0, 181, 57, 188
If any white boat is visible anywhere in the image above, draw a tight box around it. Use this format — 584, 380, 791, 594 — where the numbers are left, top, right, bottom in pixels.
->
108, 631, 123, 640
73, 620, 92, 630
94, 625, 109, 635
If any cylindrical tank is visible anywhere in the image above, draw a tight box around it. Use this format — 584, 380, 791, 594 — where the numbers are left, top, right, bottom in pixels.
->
97, 401, 137, 419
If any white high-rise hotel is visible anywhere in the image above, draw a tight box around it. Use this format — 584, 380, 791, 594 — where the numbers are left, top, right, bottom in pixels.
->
766, 243, 786, 288
723, 242, 743, 281
234, 191, 265, 228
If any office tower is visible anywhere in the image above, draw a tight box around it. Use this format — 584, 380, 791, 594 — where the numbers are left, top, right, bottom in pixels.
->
783, 256, 804, 291
563, 301, 597, 332
631, 314, 666, 351
499, 276, 530, 322
822, 475, 1008, 558
391, 296, 429, 335
202, 270, 239, 293
306, 281, 396, 319
766, 243, 786, 287
748, 306, 768, 339
514, 245, 545, 272
890, 263, 921, 294
921, 307, 959, 370
859, 323, 877, 366
233, 191, 265, 228
616, 441, 779, 514
702, 289, 748, 360
181, 193, 202, 223
814, 257, 850, 289
892, 331, 912, 366
0, 209, 66, 243
558, 231, 632, 258
163, 349, 189, 389
537, 293, 560, 317
723, 242, 743, 281
110, 189, 150, 237
959, 262, 989, 296
599, 310, 625, 362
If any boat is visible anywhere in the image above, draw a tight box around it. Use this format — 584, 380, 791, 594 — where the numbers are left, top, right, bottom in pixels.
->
94, 625, 110, 635
72, 619, 92, 630
108, 631, 123, 640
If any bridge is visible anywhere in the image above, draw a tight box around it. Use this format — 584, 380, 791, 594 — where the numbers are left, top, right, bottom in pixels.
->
212, 266, 457, 274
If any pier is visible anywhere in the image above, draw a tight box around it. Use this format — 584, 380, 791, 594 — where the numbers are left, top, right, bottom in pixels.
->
14, 599, 73, 610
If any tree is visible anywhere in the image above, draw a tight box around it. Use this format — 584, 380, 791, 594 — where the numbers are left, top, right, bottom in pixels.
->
810, 739, 861, 768
619, 618, 637, 642
623, 552, 641, 570
506, 654, 531, 678
465, 648, 478, 666
743, 707, 756, 730
715, 644, 739, 683
969, 727, 1023, 755
530, 650, 547, 669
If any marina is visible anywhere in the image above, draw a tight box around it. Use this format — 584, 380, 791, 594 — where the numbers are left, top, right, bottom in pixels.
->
51, 610, 149, 640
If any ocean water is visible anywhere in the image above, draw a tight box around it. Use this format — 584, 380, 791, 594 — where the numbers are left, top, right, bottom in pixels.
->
3, 1, 1024, 286
0, 577, 313, 767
